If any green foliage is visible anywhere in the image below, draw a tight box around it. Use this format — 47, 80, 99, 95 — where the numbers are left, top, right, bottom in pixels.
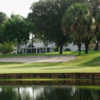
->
0, 12, 8, 24
62, 3, 91, 34
94, 7, 100, 41
64, 48, 71, 51
0, 12, 8, 43
88, 0, 100, 17
0, 42, 14, 54
28, 0, 75, 54
3, 15, 30, 43
62, 3, 93, 54
88, 0, 100, 50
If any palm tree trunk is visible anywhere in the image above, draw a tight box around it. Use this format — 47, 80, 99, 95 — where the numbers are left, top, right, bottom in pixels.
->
85, 43, 89, 54
59, 45, 63, 55
78, 43, 81, 55
94, 41, 99, 51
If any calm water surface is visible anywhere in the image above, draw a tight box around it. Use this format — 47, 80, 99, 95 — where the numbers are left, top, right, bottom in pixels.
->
0, 85, 100, 100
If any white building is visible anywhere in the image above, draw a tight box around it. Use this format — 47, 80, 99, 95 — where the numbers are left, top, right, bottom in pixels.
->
15, 33, 85, 54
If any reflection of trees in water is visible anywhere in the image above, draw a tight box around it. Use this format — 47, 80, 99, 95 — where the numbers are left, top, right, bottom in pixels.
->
90, 90, 100, 100
35, 86, 100, 100
0, 87, 19, 100
0, 86, 45, 100
36, 87, 74, 100
0, 86, 100, 100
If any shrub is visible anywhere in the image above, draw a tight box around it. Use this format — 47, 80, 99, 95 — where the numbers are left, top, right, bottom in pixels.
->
0, 42, 14, 54
64, 48, 71, 51
53, 46, 59, 52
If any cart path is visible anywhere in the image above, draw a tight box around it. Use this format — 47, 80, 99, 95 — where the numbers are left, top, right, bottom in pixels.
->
0, 56, 76, 63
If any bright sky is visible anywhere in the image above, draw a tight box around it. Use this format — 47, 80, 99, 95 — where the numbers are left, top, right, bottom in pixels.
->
0, 0, 39, 17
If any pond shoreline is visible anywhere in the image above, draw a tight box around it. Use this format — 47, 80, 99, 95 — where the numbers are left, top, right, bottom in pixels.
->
0, 73, 100, 80
0, 78, 99, 86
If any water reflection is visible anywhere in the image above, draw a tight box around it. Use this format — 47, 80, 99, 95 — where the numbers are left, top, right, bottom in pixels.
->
0, 85, 100, 100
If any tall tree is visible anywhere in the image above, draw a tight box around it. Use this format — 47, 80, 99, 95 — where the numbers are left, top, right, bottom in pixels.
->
3, 15, 30, 53
28, 0, 87, 54
62, 3, 93, 54
88, 0, 100, 50
0, 12, 8, 43
88, 0, 100, 16
28, 0, 71, 54
94, 11, 100, 50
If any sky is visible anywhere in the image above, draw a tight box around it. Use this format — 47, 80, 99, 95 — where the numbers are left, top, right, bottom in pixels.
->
0, 0, 39, 17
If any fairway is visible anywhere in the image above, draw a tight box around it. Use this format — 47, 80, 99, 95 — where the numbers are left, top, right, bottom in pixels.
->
0, 51, 100, 73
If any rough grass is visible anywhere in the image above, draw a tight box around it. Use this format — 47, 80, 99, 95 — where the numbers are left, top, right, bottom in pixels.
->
0, 51, 100, 73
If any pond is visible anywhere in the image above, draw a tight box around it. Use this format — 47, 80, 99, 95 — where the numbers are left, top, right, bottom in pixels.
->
0, 85, 100, 100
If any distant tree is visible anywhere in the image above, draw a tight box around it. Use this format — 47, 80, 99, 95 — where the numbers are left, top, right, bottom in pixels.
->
0, 42, 14, 54
28, 0, 74, 54
62, 3, 93, 54
3, 15, 30, 53
93, 12, 100, 51
88, 0, 100, 17
88, 0, 100, 50
28, 0, 87, 54
0, 12, 7, 24
0, 12, 8, 43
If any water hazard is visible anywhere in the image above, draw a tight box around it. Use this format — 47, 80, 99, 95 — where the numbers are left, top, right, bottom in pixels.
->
0, 85, 100, 100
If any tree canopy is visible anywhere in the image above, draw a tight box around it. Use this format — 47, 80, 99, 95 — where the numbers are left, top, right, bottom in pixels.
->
3, 15, 30, 44
28, 0, 75, 54
0, 12, 8, 43
62, 3, 93, 54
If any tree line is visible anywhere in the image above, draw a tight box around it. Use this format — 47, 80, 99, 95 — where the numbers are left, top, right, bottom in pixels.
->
0, 0, 100, 54
28, 0, 100, 54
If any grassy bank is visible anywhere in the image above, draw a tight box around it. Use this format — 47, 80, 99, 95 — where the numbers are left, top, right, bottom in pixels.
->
0, 51, 100, 73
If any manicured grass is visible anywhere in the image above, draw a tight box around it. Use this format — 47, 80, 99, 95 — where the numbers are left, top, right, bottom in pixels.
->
0, 51, 100, 73
0, 51, 77, 58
